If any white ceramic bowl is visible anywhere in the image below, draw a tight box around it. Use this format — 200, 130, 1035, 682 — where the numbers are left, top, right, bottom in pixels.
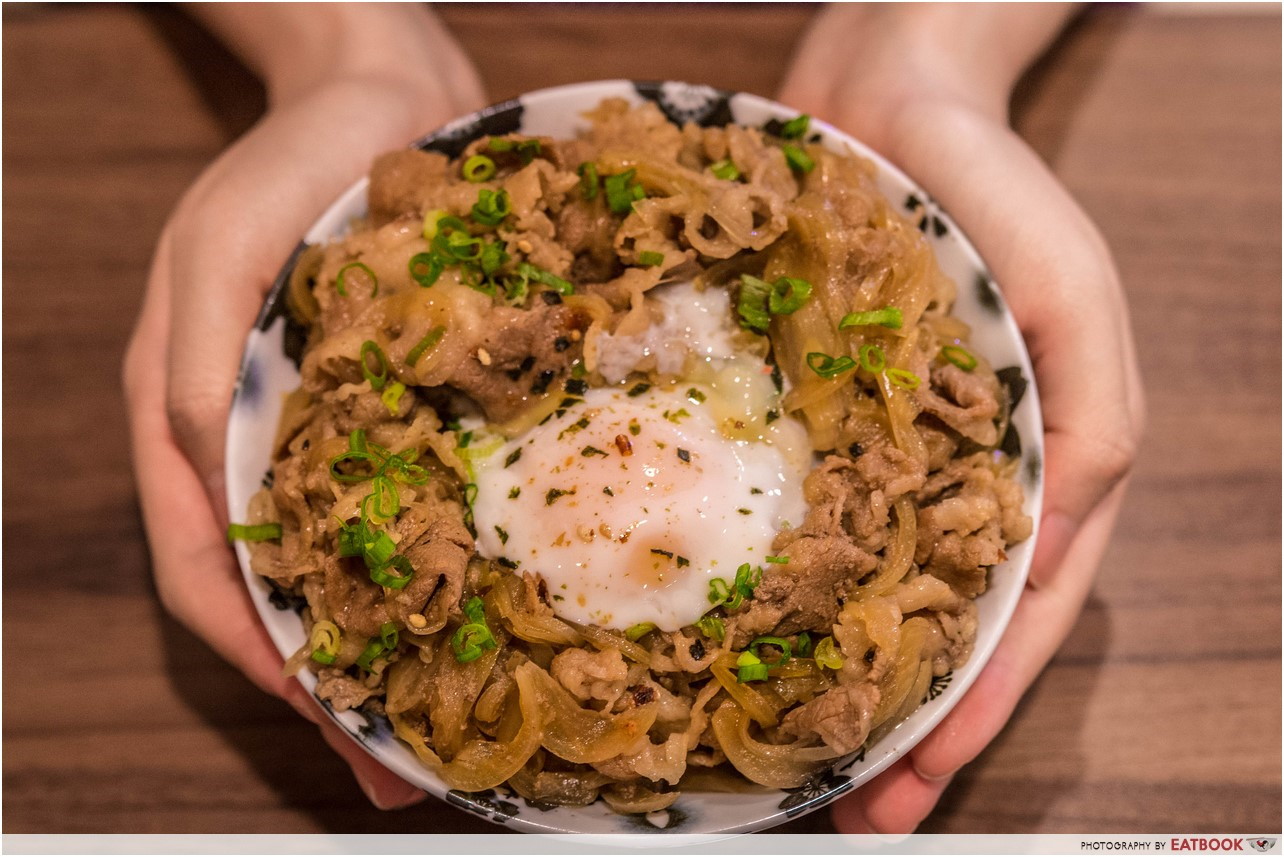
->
226, 80, 1043, 836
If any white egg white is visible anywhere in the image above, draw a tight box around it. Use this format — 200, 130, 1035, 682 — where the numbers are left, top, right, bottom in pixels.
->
471, 281, 812, 631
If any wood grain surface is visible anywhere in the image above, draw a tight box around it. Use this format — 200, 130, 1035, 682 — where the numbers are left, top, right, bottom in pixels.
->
3, 3, 1279, 836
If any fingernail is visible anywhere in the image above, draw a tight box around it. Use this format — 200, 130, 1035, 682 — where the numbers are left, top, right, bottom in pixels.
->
1029, 511, 1075, 590
912, 759, 956, 783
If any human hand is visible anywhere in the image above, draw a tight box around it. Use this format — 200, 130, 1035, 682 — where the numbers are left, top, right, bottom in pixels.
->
780, 4, 1146, 833
123, 3, 484, 809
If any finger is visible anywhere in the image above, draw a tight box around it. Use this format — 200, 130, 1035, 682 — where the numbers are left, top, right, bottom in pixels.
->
126, 230, 296, 701
830, 757, 954, 835
908, 483, 1127, 781
316, 719, 426, 810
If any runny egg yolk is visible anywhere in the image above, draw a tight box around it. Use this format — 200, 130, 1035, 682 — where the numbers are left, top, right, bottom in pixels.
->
472, 384, 809, 631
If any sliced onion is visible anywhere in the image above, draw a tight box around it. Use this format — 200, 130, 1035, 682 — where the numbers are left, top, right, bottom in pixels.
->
491, 575, 582, 646
711, 702, 839, 788
527, 664, 657, 764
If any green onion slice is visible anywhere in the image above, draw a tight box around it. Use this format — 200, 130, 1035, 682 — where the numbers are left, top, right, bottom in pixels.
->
696, 615, 725, 642
637, 251, 665, 267
409, 252, 444, 288
406, 326, 445, 367
370, 555, 414, 589
737, 274, 773, 333
380, 381, 406, 416
604, 169, 644, 214
796, 632, 813, 658
941, 344, 978, 371
470, 188, 511, 226
226, 522, 282, 542
625, 622, 657, 641
355, 638, 386, 671
708, 577, 731, 606
336, 262, 378, 298
807, 351, 857, 379
781, 114, 810, 140
840, 307, 903, 330
360, 340, 390, 391
328, 450, 379, 483
858, 344, 886, 373
518, 262, 573, 295
709, 159, 740, 181
577, 162, 599, 199
768, 277, 812, 315
887, 368, 922, 391
748, 635, 793, 665
487, 137, 515, 152
462, 154, 496, 182
783, 144, 815, 173
368, 475, 401, 522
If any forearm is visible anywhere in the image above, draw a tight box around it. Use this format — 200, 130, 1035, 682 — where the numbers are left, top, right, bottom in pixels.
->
186, 2, 483, 109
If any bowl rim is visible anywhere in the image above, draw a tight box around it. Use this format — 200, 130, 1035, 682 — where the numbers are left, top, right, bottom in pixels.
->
225, 78, 1044, 837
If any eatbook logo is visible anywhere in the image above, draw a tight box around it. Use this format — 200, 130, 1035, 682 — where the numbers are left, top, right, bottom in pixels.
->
1248, 839, 1277, 853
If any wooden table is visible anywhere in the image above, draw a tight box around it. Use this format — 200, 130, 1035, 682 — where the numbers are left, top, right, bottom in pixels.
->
4, 3, 1279, 835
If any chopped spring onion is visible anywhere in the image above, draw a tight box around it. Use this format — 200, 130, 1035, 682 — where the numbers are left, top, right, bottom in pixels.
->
736, 650, 769, 683
367, 474, 400, 522
765, 555, 788, 564
422, 209, 448, 241
451, 596, 497, 663
807, 351, 857, 379
462, 154, 496, 182
625, 622, 657, 641
748, 635, 793, 665
709, 563, 762, 610
839, 306, 903, 330
516, 139, 542, 164
409, 252, 444, 288
360, 340, 389, 391
814, 636, 844, 669
781, 114, 810, 140
355, 622, 399, 670
887, 368, 922, 391
487, 137, 514, 152
604, 168, 645, 214
858, 343, 886, 373
737, 274, 773, 333
518, 261, 574, 295
740, 274, 812, 333
479, 240, 509, 278
577, 162, 599, 199
369, 554, 414, 589
696, 615, 725, 642
709, 159, 740, 181
768, 276, 812, 315
941, 344, 978, 371
783, 144, 815, 173
380, 381, 406, 416
309, 620, 341, 665
637, 251, 665, 267
335, 262, 378, 298
470, 188, 511, 226
406, 326, 445, 367
226, 522, 282, 542
328, 450, 378, 483
796, 631, 813, 658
